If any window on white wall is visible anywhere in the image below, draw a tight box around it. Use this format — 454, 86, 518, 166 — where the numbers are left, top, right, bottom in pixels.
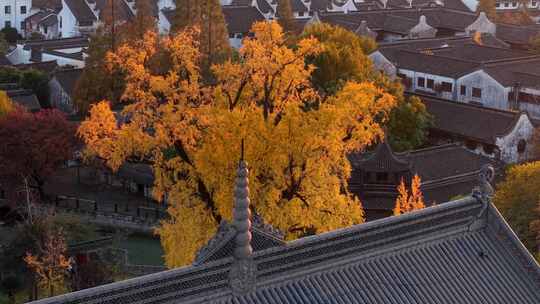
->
427, 79, 435, 89
518, 139, 527, 154
21, 6, 26, 14
472, 87, 482, 98
417, 77, 425, 87
4, 21, 10, 28
441, 82, 453, 92
4, 6, 11, 14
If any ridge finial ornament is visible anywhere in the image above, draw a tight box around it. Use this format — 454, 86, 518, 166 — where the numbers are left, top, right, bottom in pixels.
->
473, 165, 495, 201
229, 141, 256, 295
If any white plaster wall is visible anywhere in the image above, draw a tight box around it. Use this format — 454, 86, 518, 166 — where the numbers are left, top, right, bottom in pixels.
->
0, 0, 32, 34
58, 0, 79, 38
381, 33, 404, 42
495, 114, 535, 163
49, 77, 75, 113
457, 70, 509, 109
399, 68, 456, 99
40, 23, 59, 39
54, 47, 83, 54
229, 36, 242, 49
42, 53, 84, 67
369, 51, 397, 78
5, 43, 30, 64
158, 10, 171, 34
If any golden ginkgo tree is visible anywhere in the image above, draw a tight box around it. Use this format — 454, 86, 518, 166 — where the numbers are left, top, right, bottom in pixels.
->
78, 22, 397, 267
393, 175, 425, 216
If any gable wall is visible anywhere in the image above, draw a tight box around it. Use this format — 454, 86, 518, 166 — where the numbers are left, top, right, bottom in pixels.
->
58, 0, 79, 38
496, 114, 535, 163
457, 70, 510, 109
369, 51, 397, 78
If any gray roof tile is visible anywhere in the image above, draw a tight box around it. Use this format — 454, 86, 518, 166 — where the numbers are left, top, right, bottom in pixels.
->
29, 195, 540, 304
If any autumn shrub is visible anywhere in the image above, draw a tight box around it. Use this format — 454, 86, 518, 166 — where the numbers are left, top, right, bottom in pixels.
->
494, 162, 540, 255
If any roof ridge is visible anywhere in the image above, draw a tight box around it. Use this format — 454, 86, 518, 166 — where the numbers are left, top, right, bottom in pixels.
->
483, 55, 540, 66
398, 143, 461, 155
397, 49, 479, 64
379, 36, 471, 47
409, 92, 519, 117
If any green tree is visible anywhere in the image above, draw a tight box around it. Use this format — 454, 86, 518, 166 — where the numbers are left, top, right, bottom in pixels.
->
494, 161, 540, 256
477, 0, 497, 20
302, 23, 431, 151
0, 67, 50, 108
277, 0, 296, 34
20, 69, 50, 108
0, 66, 21, 83
0, 27, 21, 44
387, 95, 432, 152
302, 23, 377, 95
72, 28, 124, 114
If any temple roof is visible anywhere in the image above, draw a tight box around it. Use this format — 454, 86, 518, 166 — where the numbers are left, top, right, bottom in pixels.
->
194, 215, 285, 265
352, 140, 411, 172
30, 193, 540, 303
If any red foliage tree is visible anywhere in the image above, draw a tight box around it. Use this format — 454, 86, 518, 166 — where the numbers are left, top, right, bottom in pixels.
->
0, 109, 78, 201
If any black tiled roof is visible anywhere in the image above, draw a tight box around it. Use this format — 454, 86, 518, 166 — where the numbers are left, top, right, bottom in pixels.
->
414, 93, 525, 144
29, 196, 540, 304
352, 140, 411, 172
222, 6, 265, 34
484, 58, 540, 88
63, 0, 97, 26
442, 0, 473, 11
53, 68, 83, 98
407, 144, 495, 181
14, 61, 59, 74
394, 50, 480, 78
349, 143, 499, 211
254, 0, 274, 14
38, 14, 58, 27
22, 37, 90, 51
194, 215, 285, 265
7, 89, 41, 111
117, 162, 154, 185
94, 0, 135, 22
497, 23, 540, 45
32, 0, 63, 11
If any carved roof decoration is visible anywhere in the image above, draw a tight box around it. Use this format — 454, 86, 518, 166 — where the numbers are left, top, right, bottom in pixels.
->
355, 20, 377, 39
194, 162, 285, 266
354, 139, 412, 172
409, 15, 438, 38
465, 11, 496, 35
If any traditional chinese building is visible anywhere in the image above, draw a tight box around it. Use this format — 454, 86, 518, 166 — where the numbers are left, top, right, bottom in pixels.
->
348, 141, 499, 220
30, 160, 540, 304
